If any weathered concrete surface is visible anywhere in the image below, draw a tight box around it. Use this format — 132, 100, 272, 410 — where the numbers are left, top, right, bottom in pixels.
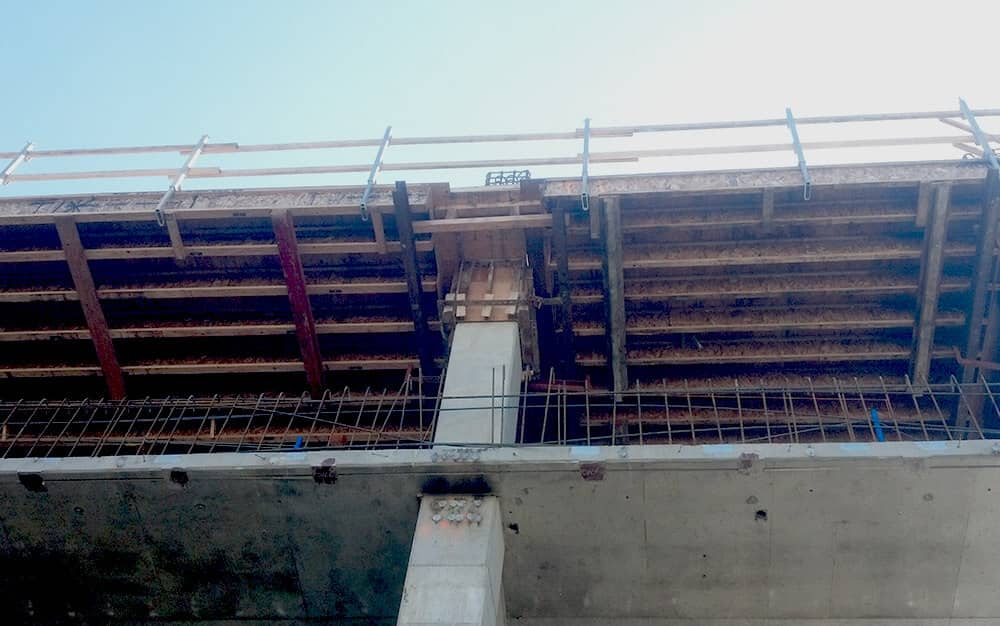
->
517, 618, 997, 626
435, 322, 522, 445
0, 458, 421, 623
1, 441, 1000, 623
497, 445, 1000, 621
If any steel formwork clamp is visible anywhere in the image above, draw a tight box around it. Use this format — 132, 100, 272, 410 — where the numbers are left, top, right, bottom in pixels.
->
1, 141, 34, 185
785, 108, 812, 200
960, 98, 1000, 172
154, 134, 209, 227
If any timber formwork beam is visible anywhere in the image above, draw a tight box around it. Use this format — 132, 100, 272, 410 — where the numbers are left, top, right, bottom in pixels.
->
53, 216, 126, 399
910, 183, 951, 383
963, 169, 1000, 385
393, 181, 436, 373
600, 197, 627, 395
550, 200, 576, 378
272, 209, 325, 397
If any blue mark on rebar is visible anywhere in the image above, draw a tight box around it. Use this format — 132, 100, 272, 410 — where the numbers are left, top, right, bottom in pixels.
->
871, 408, 886, 442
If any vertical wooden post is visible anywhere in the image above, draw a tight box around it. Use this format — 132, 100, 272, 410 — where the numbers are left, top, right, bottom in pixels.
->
963, 170, 1000, 384
957, 170, 1000, 433
393, 181, 436, 374
550, 200, 576, 379
54, 216, 126, 399
272, 209, 325, 397
527, 231, 554, 374
910, 183, 950, 384
761, 189, 775, 230
914, 181, 933, 227
601, 197, 628, 397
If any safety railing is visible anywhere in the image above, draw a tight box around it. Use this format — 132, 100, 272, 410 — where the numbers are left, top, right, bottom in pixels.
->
2, 99, 999, 219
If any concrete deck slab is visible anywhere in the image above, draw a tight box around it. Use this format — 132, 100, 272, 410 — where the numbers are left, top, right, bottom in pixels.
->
0, 441, 999, 622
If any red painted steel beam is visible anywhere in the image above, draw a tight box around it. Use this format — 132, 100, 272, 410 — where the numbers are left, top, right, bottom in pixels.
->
53, 216, 126, 399
272, 209, 325, 396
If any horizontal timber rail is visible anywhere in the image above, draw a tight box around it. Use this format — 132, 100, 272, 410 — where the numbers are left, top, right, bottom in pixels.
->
0, 377, 996, 458
0, 278, 438, 303
2, 105, 998, 195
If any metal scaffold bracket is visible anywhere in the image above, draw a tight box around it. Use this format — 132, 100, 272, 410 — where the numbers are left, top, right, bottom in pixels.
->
580, 117, 591, 212
1, 141, 33, 185
360, 125, 392, 221
785, 108, 812, 200
960, 98, 1000, 172
154, 134, 209, 227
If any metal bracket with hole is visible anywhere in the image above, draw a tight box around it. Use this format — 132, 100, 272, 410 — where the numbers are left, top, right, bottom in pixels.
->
959, 98, 1000, 172
154, 134, 209, 227
1, 141, 33, 185
312, 458, 337, 484
785, 108, 812, 200
360, 125, 392, 220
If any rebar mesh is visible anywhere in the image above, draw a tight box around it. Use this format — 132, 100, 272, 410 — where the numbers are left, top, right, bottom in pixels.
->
0, 374, 996, 458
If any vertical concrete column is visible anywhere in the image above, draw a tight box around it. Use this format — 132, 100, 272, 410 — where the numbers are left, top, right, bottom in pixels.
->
397, 321, 519, 624
434, 322, 521, 445
397, 496, 505, 626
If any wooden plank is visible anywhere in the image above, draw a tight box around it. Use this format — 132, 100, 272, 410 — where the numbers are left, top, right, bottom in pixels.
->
910, 183, 951, 383
411, 213, 551, 234
578, 348, 934, 366
394, 180, 436, 373
0, 240, 435, 264
568, 206, 980, 234
0, 359, 420, 378
0, 320, 435, 341
53, 216, 126, 399
601, 197, 628, 395
550, 200, 576, 378
0, 278, 439, 302
0, 365, 103, 377
573, 313, 964, 337
0, 289, 78, 302
570, 277, 971, 304
561, 242, 976, 272
272, 209, 325, 397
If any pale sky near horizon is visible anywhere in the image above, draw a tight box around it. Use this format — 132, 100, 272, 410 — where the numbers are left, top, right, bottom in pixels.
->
1, 0, 998, 196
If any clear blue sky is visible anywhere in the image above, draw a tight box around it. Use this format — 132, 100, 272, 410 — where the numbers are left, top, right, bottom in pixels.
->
1, 0, 998, 196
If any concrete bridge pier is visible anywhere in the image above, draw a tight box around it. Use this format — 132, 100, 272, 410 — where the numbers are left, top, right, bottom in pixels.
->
397, 321, 521, 625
